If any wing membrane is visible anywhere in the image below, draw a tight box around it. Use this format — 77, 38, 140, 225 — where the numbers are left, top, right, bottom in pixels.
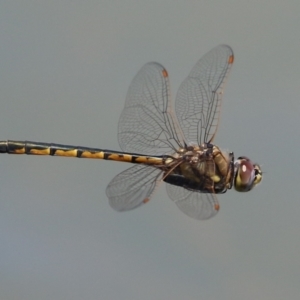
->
106, 165, 163, 211
166, 183, 219, 220
118, 62, 184, 155
109, 46, 234, 219
175, 45, 234, 145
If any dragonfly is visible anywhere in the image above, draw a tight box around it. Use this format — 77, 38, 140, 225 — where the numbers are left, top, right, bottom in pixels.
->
0, 45, 262, 220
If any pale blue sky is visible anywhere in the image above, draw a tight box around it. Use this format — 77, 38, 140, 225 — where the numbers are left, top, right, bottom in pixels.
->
1, 1, 300, 299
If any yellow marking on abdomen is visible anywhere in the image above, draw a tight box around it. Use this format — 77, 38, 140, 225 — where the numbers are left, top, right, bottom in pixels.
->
106, 153, 134, 162
54, 149, 78, 157
80, 151, 104, 159
29, 148, 51, 155
13, 148, 26, 154
134, 156, 163, 164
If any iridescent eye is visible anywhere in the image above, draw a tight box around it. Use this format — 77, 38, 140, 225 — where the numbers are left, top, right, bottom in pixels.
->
234, 157, 262, 192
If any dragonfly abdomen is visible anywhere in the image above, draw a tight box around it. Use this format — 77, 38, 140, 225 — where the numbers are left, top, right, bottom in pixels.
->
0, 140, 164, 165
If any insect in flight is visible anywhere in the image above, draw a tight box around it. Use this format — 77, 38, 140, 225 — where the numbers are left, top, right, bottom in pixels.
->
0, 45, 262, 220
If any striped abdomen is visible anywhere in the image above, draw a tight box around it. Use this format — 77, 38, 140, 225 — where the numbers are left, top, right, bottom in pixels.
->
0, 140, 164, 165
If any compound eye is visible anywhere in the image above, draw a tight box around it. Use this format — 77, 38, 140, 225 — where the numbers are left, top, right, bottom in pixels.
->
234, 157, 260, 192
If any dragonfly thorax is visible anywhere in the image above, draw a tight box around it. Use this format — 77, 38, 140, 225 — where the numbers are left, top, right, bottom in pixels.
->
163, 144, 234, 194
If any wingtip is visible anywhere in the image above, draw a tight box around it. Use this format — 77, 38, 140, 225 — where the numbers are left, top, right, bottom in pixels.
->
143, 198, 150, 204
214, 203, 220, 211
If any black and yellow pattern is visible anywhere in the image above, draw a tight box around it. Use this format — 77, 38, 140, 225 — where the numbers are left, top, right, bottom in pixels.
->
0, 140, 165, 165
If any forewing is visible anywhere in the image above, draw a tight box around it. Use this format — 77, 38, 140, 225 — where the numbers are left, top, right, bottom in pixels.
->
175, 45, 234, 145
166, 183, 219, 220
118, 62, 184, 155
106, 165, 163, 211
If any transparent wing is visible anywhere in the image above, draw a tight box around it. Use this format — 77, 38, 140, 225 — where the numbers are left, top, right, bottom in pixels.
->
175, 45, 234, 145
118, 62, 184, 155
166, 183, 219, 220
106, 165, 163, 211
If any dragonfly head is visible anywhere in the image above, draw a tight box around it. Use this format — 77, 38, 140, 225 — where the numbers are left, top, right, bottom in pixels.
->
234, 156, 262, 192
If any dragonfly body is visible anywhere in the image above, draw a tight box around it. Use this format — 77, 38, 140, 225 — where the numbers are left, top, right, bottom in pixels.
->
0, 140, 234, 195
164, 143, 234, 194
1, 45, 262, 220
